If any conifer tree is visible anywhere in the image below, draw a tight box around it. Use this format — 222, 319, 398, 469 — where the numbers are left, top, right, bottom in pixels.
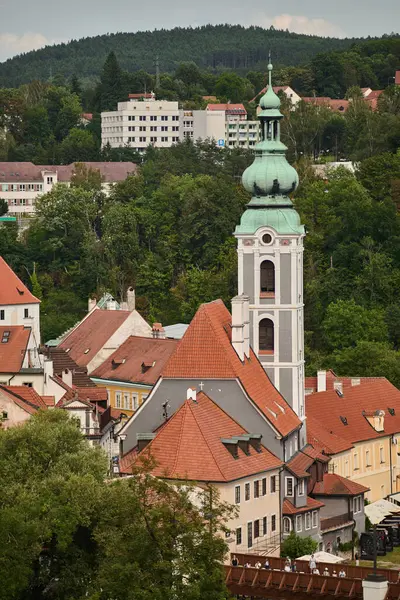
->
99, 51, 125, 111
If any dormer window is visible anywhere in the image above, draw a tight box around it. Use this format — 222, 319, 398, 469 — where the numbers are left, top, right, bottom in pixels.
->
298, 479, 305, 496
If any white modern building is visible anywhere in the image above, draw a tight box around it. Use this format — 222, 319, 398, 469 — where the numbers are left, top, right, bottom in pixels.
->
0, 162, 137, 222
101, 93, 180, 152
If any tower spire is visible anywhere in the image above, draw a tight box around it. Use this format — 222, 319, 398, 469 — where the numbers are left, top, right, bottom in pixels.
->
268, 51, 272, 88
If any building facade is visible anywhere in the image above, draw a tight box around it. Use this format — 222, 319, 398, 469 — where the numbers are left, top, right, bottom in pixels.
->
234, 62, 305, 419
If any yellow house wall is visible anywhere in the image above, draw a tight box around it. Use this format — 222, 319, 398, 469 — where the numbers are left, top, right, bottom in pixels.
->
93, 380, 151, 416
329, 435, 400, 502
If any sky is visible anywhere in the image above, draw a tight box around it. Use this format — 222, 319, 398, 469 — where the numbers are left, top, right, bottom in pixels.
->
0, 0, 399, 62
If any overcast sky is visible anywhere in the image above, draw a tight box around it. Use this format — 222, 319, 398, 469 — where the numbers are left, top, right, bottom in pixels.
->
0, 0, 399, 62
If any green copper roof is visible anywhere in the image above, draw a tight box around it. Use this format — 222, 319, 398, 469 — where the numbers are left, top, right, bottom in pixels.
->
236, 56, 303, 236
235, 207, 304, 235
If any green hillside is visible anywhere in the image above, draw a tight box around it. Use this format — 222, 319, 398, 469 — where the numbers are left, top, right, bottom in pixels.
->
0, 24, 362, 87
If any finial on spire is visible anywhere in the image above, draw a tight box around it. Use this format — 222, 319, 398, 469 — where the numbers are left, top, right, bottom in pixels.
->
267, 50, 273, 87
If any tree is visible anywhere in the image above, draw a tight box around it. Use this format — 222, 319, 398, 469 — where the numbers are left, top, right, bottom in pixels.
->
215, 72, 253, 103
59, 128, 98, 163
98, 51, 125, 111
0, 198, 8, 216
281, 531, 318, 560
0, 410, 107, 600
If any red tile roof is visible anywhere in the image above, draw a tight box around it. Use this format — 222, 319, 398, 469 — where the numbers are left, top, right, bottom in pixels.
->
307, 415, 354, 455
312, 473, 369, 497
59, 309, 132, 367
396, 71, 400, 86
250, 86, 291, 103
305, 370, 384, 394
0, 326, 31, 372
306, 378, 400, 447
44, 347, 94, 387
0, 384, 48, 411
0, 257, 39, 305
0, 162, 137, 183
162, 300, 301, 437
91, 336, 178, 385
283, 497, 324, 515
207, 103, 246, 114
128, 93, 154, 99
52, 375, 107, 404
41, 395, 56, 407
120, 391, 282, 480
286, 452, 313, 478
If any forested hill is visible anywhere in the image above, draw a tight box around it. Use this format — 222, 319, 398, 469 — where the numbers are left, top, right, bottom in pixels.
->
0, 24, 362, 87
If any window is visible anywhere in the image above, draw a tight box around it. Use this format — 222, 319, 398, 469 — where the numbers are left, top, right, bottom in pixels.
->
235, 485, 240, 504
123, 393, 131, 410
115, 392, 121, 408
366, 449, 371, 466
283, 517, 291, 534
312, 511, 318, 528
150, 115, 156, 121
47, 177, 53, 184
285, 477, 294, 497
254, 519, 260, 538
139, 137, 146, 142
128, 126, 135, 131
353, 496, 362, 513
236, 527, 242, 545
380, 447, 385, 463
270, 475, 276, 493
150, 126, 157, 131
262, 233, 272, 245
260, 261, 275, 293
254, 480, 260, 498
245, 482, 250, 501
172, 115, 179, 121
139, 115, 146, 121
139, 126, 146, 131
296, 515, 302, 532
2, 411, 8, 420
271, 514, 276, 532
150, 137, 157, 142
262, 477, 267, 496
24, 308, 29, 318
247, 522, 253, 548
161, 115, 168, 121
305, 512, 311, 530
0, 310, 4, 320
23, 382, 33, 387
172, 126, 179, 131
161, 136, 168, 142
259, 319, 274, 352
263, 516, 267, 535
161, 126, 168, 131
132, 394, 139, 410
297, 479, 305, 496
354, 453, 359, 470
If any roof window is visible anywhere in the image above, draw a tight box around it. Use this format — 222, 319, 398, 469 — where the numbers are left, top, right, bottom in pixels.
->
1, 331, 10, 343
340, 416, 348, 426
84, 349, 90, 354
388, 407, 395, 416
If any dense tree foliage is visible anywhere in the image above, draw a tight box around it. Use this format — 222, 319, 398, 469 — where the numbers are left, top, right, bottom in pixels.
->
281, 531, 318, 560
0, 25, 363, 87
0, 411, 232, 600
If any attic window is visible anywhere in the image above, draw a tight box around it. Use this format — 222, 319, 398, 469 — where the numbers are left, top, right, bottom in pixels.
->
340, 416, 348, 426
112, 358, 126, 368
141, 361, 154, 373
84, 349, 90, 354
1, 411, 8, 420
336, 389, 344, 398
1, 331, 10, 343
65, 348, 70, 353
388, 408, 395, 416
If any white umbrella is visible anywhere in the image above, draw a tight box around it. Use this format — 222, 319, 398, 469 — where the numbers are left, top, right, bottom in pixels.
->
364, 499, 400, 525
296, 551, 344, 564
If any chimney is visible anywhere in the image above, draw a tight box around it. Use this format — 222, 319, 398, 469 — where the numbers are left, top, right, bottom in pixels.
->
137, 433, 156, 453
242, 295, 250, 358
88, 297, 97, 312
43, 359, 54, 387
61, 368, 73, 388
231, 295, 245, 361
152, 323, 165, 339
127, 287, 136, 311
334, 381, 343, 396
107, 299, 117, 310
317, 370, 327, 392
187, 387, 197, 402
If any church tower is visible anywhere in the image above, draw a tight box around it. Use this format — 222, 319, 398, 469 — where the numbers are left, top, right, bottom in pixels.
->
234, 59, 305, 419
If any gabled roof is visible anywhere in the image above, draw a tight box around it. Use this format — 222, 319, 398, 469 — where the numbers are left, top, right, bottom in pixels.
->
312, 473, 369, 497
306, 378, 400, 447
162, 300, 301, 438
45, 346, 94, 387
285, 444, 329, 479
305, 370, 383, 394
283, 497, 324, 515
0, 257, 39, 305
91, 335, 178, 385
0, 384, 47, 413
120, 391, 282, 480
0, 162, 137, 183
59, 309, 132, 367
52, 375, 107, 404
0, 326, 31, 373
307, 415, 354, 455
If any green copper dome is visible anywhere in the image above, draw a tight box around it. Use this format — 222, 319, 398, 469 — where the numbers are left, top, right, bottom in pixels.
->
236, 57, 304, 236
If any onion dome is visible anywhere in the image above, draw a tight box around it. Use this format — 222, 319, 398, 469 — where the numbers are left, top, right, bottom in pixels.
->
259, 62, 281, 111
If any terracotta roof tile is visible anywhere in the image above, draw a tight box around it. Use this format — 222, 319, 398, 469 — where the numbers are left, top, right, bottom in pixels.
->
59, 309, 132, 367
45, 347, 94, 386
312, 473, 369, 496
306, 378, 400, 446
52, 375, 107, 404
396, 71, 400, 86
283, 497, 324, 515
0, 325, 31, 372
305, 371, 384, 394
92, 336, 178, 385
207, 103, 246, 114
0, 162, 137, 183
286, 452, 314, 478
162, 300, 301, 437
0, 257, 39, 305
307, 415, 354, 455
120, 391, 282, 480
0, 384, 47, 410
